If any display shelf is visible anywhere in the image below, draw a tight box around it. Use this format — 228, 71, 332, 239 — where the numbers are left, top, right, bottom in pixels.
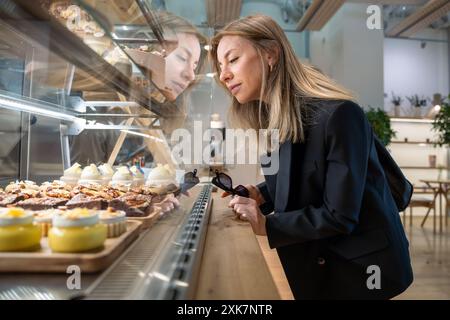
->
391, 140, 436, 145
390, 117, 434, 123
400, 166, 448, 170
1, 0, 178, 118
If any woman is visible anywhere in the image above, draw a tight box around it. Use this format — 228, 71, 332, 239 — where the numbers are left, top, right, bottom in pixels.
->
210, 15, 413, 300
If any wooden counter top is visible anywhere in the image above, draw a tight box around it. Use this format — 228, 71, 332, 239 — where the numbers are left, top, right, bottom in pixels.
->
195, 191, 281, 299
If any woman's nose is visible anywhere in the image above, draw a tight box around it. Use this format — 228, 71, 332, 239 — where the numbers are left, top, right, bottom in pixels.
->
181, 66, 196, 82
219, 68, 232, 83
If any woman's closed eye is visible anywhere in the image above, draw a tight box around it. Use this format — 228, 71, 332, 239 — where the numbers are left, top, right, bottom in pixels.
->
176, 54, 188, 62
229, 57, 239, 63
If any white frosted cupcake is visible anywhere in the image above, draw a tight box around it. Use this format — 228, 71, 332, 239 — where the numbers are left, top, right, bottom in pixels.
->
145, 164, 177, 187
110, 166, 134, 187
98, 163, 115, 185
130, 166, 145, 187
60, 163, 82, 186
78, 164, 103, 185
99, 208, 127, 238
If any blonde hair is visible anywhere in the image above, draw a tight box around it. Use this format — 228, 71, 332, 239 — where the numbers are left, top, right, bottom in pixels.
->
210, 15, 356, 143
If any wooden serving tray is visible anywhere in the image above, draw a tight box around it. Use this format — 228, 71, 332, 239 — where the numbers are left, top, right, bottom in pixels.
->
0, 220, 141, 273
126, 206, 161, 230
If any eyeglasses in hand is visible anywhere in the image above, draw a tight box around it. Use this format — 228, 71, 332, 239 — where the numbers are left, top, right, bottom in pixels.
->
211, 170, 249, 198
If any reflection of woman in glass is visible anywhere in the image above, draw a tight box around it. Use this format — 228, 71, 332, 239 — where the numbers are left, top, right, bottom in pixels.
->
71, 12, 206, 166
138, 12, 207, 133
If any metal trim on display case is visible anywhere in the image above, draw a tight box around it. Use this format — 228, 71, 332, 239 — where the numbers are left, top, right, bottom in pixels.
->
82, 184, 213, 300
18, 42, 34, 180
136, 184, 212, 300
18, 112, 30, 180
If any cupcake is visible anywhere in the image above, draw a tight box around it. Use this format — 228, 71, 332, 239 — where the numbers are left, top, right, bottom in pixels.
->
98, 163, 115, 185
78, 164, 103, 185
48, 208, 106, 253
99, 208, 127, 238
130, 165, 145, 187
110, 166, 134, 187
0, 207, 41, 252
60, 163, 82, 186
146, 164, 177, 188
33, 209, 64, 237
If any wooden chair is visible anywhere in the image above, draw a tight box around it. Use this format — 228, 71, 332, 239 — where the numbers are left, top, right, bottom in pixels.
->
404, 185, 438, 231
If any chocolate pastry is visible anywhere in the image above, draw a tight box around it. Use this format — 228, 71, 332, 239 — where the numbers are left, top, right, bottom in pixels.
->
16, 197, 68, 210
109, 193, 152, 217
0, 193, 25, 207
66, 194, 108, 210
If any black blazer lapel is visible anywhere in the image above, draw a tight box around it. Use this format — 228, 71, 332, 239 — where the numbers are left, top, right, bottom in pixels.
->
275, 142, 292, 213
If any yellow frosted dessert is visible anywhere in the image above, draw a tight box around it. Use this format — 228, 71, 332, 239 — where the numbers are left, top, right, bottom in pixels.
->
0, 208, 41, 252
99, 208, 127, 238
48, 208, 106, 253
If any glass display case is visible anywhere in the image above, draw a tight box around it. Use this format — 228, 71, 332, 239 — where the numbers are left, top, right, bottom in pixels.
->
0, 0, 215, 299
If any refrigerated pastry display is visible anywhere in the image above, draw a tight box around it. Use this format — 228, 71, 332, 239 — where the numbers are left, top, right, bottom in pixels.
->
0, 0, 215, 300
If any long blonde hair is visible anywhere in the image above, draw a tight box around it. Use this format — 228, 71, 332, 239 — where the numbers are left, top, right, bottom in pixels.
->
210, 15, 356, 143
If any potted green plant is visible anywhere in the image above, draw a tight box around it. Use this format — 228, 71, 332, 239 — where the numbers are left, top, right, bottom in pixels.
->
432, 94, 450, 148
391, 92, 403, 117
406, 94, 429, 118
365, 107, 397, 146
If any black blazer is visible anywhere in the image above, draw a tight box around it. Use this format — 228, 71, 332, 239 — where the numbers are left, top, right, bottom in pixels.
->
257, 100, 413, 299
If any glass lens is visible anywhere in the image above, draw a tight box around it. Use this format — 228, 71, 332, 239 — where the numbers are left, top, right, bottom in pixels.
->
217, 172, 232, 190
234, 185, 250, 198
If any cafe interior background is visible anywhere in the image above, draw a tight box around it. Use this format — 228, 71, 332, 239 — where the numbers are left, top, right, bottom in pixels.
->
0, 0, 449, 300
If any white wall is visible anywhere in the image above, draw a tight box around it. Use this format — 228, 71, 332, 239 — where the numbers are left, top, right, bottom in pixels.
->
384, 28, 449, 115
310, 3, 385, 109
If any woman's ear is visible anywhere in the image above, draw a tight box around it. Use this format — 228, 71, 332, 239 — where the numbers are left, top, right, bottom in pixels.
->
265, 43, 280, 67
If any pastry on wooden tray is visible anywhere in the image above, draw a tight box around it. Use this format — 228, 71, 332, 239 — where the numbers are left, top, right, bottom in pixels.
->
108, 193, 153, 217
99, 208, 127, 238
0, 193, 25, 207
0, 207, 41, 252
65, 193, 109, 210
48, 208, 107, 253
16, 197, 69, 211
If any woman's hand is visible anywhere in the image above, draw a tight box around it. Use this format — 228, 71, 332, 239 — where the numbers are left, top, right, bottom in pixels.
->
229, 196, 267, 236
221, 184, 266, 206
